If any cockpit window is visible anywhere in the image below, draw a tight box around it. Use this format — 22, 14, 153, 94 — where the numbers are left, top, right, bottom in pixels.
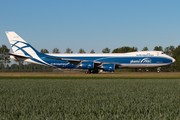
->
161, 52, 166, 55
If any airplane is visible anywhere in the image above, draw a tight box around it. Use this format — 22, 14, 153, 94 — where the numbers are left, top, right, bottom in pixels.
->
6, 31, 175, 73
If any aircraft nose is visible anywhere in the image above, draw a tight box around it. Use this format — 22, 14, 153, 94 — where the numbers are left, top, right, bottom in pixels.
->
172, 58, 176, 63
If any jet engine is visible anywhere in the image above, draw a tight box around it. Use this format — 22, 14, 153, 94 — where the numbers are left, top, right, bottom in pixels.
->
79, 62, 94, 69
102, 64, 115, 72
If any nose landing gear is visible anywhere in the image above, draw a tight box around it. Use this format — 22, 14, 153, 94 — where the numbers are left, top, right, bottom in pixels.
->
157, 67, 161, 73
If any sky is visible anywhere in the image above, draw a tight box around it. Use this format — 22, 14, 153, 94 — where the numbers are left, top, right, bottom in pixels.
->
1, 0, 180, 53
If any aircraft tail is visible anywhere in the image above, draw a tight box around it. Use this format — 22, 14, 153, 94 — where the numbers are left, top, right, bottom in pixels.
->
5, 31, 52, 66
5, 31, 40, 57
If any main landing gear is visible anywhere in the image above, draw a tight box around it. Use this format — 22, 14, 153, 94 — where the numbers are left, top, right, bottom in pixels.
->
85, 69, 99, 74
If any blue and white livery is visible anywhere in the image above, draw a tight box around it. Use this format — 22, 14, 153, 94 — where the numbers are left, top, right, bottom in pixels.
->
6, 31, 175, 73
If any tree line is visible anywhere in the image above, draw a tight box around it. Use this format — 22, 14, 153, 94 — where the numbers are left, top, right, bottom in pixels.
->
1, 44, 180, 72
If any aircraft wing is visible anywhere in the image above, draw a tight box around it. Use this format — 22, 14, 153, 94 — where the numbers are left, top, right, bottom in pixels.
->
46, 57, 81, 65
46, 56, 121, 67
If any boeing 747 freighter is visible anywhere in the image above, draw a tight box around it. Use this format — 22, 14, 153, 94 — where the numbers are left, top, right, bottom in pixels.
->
6, 31, 175, 73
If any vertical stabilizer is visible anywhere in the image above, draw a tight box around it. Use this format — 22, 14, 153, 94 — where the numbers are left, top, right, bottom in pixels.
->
5, 31, 40, 56
5, 31, 51, 66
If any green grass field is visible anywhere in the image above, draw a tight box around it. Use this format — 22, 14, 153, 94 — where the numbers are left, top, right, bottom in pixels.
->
1, 78, 180, 119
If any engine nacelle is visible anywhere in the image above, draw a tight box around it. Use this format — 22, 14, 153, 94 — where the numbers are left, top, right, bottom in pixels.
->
79, 62, 94, 69
102, 64, 115, 72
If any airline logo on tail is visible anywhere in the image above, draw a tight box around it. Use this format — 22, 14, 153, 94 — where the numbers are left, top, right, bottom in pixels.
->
11, 41, 33, 57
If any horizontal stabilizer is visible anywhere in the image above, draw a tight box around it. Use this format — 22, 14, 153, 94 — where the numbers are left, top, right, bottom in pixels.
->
9, 53, 31, 59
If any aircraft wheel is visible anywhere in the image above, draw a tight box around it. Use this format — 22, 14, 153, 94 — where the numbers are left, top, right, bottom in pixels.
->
85, 70, 91, 74
86, 69, 99, 74
157, 67, 161, 73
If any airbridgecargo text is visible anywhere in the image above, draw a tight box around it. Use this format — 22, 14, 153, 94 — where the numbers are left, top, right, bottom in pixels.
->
51, 63, 69, 66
